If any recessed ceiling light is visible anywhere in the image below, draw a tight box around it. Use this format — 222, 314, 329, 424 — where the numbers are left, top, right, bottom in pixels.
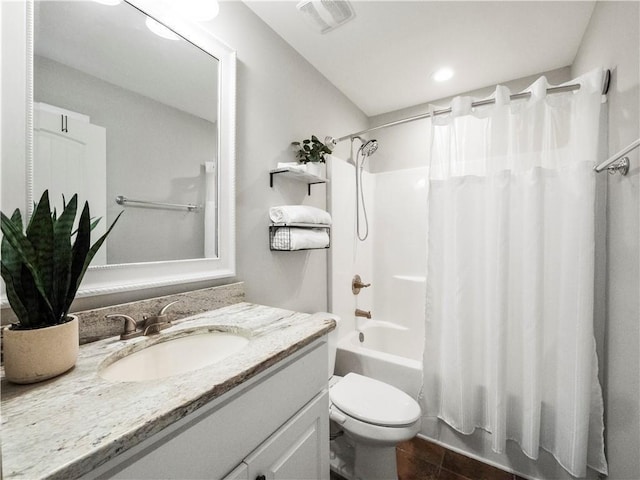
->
93, 0, 122, 5
145, 17, 181, 41
432, 67, 454, 82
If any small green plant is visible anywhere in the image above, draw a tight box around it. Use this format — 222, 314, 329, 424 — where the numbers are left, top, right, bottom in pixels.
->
1, 190, 122, 330
291, 135, 332, 163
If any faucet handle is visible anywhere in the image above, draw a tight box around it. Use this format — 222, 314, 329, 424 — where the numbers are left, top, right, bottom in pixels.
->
352, 275, 371, 295
158, 300, 179, 316
105, 314, 141, 340
141, 300, 180, 335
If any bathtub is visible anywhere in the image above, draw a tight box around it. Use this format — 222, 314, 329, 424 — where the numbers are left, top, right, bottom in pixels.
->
334, 320, 423, 398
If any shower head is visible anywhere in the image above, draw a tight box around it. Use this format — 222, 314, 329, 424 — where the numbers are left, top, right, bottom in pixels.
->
358, 139, 378, 157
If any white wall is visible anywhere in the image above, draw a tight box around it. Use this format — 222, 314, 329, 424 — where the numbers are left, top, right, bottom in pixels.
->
201, 2, 368, 313
571, 2, 640, 478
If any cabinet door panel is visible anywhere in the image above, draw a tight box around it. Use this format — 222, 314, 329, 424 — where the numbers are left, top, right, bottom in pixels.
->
246, 391, 329, 480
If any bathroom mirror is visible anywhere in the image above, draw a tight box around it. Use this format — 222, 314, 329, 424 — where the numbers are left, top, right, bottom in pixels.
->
10, 0, 235, 298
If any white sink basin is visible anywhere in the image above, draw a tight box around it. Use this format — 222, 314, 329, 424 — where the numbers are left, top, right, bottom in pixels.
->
99, 330, 250, 382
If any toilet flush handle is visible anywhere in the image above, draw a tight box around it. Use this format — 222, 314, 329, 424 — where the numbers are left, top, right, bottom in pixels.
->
329, 406, 348, 425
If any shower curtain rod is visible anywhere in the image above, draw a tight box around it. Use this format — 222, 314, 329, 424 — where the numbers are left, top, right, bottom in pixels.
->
327, 70, 611, 146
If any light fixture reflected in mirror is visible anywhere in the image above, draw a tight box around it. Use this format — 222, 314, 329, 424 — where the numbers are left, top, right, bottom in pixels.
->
182, 0, 220, 21
145, 16, 181, 40
144, 0, 219, 39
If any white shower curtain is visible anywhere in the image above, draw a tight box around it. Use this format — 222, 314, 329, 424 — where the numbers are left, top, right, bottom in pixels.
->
421, 69, 607, 477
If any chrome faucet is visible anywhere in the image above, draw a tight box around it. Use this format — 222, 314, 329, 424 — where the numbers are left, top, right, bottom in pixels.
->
355, 309, 372, 319
142, 300, 180, 335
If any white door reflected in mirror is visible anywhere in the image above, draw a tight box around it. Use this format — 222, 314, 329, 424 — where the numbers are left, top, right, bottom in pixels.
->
34, 102, 108, 264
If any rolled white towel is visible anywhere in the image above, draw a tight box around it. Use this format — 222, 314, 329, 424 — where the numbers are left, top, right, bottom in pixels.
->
269, 205, 332, 225
271, 227, 330, 251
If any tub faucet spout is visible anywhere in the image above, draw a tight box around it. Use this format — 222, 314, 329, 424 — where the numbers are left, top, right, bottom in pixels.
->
355, 309, 371, 319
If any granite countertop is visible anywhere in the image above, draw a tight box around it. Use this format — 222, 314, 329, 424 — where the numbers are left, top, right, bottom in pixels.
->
1, 302, 335, 479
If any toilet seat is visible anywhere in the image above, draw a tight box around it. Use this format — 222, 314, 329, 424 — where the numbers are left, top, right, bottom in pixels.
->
329, 373, 421, 427
330, 402, 421, 446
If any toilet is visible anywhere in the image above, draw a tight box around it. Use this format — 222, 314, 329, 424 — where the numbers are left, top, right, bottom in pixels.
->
327, 315, 421, 480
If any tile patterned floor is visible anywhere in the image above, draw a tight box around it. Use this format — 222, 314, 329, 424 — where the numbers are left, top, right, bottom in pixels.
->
331, 436, 526, 480
397, 436, 525, 480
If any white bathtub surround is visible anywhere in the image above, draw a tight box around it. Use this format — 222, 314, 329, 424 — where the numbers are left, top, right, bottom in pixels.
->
1, 303, 335, 479
330, 155, 427, 400
328, 155, 376, 337
422, 69, 607, 477
335, 320, 422, 398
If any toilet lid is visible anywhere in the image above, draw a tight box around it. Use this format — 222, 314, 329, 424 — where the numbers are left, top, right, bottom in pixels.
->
329, 373, 421, 426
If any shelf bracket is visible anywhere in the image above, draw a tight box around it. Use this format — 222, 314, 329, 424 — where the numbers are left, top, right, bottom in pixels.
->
269, 168, 327, 196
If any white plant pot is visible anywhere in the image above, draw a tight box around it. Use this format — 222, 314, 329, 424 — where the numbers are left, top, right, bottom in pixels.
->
3, 315, 79, 384
304, 162, 325, 178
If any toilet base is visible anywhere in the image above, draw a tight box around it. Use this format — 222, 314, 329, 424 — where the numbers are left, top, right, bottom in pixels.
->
353, 441, 398, 480
330, 434, 399, 480
330, 436, 355, 479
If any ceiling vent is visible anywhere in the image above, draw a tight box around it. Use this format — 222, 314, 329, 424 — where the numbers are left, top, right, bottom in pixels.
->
296, 0, 355, 34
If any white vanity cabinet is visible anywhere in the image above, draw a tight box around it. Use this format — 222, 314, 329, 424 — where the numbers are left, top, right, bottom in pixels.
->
86, 339, 329, 480
224, 391, 328, 480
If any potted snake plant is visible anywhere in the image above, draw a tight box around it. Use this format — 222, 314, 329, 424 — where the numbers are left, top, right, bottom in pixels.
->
1, 190, 121, 384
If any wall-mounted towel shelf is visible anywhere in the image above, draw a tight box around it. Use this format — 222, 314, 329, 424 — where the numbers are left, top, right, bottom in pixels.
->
269, 167, 328, 195
115, 195, 201, 212
269, 223, 331, 251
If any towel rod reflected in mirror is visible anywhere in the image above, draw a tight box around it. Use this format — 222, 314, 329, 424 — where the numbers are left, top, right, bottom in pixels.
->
115, 195, 201, 212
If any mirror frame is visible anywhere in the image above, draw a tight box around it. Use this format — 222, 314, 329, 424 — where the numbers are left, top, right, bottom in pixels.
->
23, 0, 236, 299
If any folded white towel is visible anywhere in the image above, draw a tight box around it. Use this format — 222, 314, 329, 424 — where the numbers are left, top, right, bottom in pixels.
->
269, 205, 332, 225
276, 162, 304, 170
271, 227, 330, 251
